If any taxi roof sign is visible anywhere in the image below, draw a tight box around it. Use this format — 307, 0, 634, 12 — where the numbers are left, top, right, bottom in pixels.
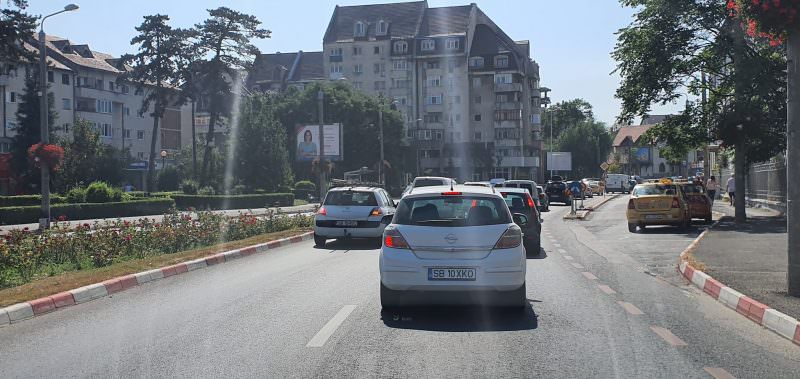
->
659, 178, 673, 184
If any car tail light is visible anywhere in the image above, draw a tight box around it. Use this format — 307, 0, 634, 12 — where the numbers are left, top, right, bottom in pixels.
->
370, 207, 382, 216
628, 199, 635, 209
384, 228, 409, 249
494, 227, 522, 249
441, 191, 462, 196
526, 194, 535, 208
317, 206, 327, 216
671, 197, 680, 208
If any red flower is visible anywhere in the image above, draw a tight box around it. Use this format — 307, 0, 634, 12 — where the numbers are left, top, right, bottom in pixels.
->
27, 143, 65, 170
57, 215, 67, 221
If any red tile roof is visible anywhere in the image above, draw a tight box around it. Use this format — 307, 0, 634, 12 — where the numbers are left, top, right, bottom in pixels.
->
613, 124, 654, 146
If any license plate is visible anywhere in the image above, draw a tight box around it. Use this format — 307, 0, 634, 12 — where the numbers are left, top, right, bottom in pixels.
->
645, 214, 663, 220
428, 268, 477, 281
335, 220, 358, 227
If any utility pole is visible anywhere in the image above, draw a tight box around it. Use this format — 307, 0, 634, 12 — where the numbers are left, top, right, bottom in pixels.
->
38, 28, 50, 229
317, 89, 326, 201
378, 107, 384, 185
702, 71, 710, 179
787, 27, 800, 296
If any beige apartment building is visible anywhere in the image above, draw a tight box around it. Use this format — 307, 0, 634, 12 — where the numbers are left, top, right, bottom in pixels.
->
321, 1, 544, 181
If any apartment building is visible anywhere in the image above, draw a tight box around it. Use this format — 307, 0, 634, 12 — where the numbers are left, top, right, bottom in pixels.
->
322, 1, 544, 181
247, 51, 325, 93
0, 35, 192, 191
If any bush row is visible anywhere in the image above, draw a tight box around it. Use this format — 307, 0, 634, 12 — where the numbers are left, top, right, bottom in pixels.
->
172, 193, 294, 210
0, 198, 175, 225
0, 195, 67, 207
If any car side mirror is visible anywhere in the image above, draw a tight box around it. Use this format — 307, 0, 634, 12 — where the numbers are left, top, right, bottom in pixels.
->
513, 213, 529, 227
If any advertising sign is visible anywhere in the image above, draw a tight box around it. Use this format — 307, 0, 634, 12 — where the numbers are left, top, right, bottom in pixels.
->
295, 124, 342, 161
546, 152, 572, 171
632, 147, 650, 163
127, 161, 148, 170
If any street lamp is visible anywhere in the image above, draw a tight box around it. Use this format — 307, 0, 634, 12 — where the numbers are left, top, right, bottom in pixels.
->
160, 150, 167, 169
539, 86, 552, 179
38, 3, 79, 229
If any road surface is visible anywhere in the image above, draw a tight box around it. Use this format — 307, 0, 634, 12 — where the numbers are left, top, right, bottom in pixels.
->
1, 196, 798, 378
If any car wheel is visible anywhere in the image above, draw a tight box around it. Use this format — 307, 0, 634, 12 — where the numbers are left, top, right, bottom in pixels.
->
628, 223, 637, 233
380, 283, 401, 309
314, 233, 327, 247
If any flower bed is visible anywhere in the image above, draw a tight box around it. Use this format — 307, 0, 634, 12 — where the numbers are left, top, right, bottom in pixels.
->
0, 198, 175, 225
172, 193, 294, 210
0, 210, 312, 288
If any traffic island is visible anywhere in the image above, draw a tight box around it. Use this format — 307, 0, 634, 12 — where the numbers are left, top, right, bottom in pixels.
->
562, 194, 619, 220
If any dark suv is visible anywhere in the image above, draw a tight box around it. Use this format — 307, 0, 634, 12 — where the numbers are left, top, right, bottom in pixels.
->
498, 187, 542, 257
545, 180, 571, 205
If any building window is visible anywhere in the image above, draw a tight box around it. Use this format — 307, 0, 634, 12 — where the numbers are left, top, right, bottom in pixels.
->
96, 78, 103, 89
96, 99, 112, 113
124, 129, 131, 139
427, 61, 440, 69
373, 63, 385, 74
475, 95, 481, 104
137, 130, 144, 140
424, 112, 442, 123
331, 64, 342, 73
425, 95, 443, 105
420, 39, 435, 51
330, 47, 343, 56
47, 71, 54, 83
63, 123, 70, 133
376, 20, 388, 35
124, 107, 130, 116
392, 60, 408, 70
121, 84, 129, 94
374, 46, 380, 54
474, 132, 482, 140
495, 55, 509, 68
454, 95, 461, 104
494, 73, 512, 84
426, 76, 441, 87
8, 92, 16, 103
58, 74, 68, 86
474, 114, 482, 121
353, 81, 362, 90
108, 81, 115, 91
374, 81, 385, 90
62, 98, 71, 110
353, 46, 362, 55
393, 41, 408, 54
468, 57, 484, 68
472, 77, 481, 88
100, 123, 112, 138
446, 38, 460, 50
137, 152, 145, 160
396, 96, 407, 105
392, 78, 409, 88
353, 64, 363, 74
134, 87, 143, 96
0, 142, 9, 153
354, 21, 365, 37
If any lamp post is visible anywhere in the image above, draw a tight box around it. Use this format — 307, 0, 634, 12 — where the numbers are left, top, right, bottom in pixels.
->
539, 87, 551, 180
38, 3, 79, 230
160, 150, 167, 169
317, 89, 326, 201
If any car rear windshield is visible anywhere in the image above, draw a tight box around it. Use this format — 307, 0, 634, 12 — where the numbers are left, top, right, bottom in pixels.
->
500, 192, 531, 213
414, 179, 445, 187
547, 182, 565, 190
324, 191, 378, 206
633, 185, 677, 196
680, 184, 705, 194
394, 196, 511, 227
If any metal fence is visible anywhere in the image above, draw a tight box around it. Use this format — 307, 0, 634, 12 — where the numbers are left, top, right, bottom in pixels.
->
745, 161, 786, 211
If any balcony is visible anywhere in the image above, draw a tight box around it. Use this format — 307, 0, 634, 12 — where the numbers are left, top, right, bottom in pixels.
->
494, 139, 520, 147
329, 55, 343, 63
411, 138, 444, 149
494, 102, 522, 111
498, 156, 540, 168
494, 82, 523, 93
0, 75, 8, 86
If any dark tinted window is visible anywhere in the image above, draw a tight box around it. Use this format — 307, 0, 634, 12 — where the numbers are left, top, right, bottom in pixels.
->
394, 196, 510, 227
414, 179, 445, 187
500, 192, 530, 213
324, 191, 378, 206
680, 184, 705, 194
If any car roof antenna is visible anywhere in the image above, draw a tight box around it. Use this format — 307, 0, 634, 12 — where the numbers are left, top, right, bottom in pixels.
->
450, 181, 454, 191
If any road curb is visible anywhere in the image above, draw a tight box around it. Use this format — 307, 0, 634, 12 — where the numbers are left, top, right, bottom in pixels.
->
677, 219, 800, 345
0, 231, 314, 327
563, 194, 619, 220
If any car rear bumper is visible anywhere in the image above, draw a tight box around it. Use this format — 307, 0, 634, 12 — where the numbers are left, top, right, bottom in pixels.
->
379, 247, 525, 292
314, 224, 386, 238
627, 209, 686, 225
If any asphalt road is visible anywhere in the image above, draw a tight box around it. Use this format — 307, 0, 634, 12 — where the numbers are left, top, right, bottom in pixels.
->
1, 196, 799, 378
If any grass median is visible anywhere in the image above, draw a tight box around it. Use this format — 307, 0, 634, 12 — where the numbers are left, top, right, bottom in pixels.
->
0, 226, 311, 307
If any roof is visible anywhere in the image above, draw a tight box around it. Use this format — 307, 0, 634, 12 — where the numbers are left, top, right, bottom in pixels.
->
42, 34, 124, 74
323, 1, 427, 43
22, 42, 70, 71
249, 51, 324, 87
640, 115, 670, 125
418, 5, 472, 36
613, 124, 654, 146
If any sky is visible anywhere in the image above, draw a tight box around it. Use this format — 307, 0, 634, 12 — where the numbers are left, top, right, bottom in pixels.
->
24, 0, 682, 126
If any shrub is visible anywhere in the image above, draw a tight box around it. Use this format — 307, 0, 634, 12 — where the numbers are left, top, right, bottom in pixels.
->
181, 180, 199, 195
65, 187, 87, 203
231, 184, 247, 195
277, 184, 293, 194
172, 193, 294, 210
294, 180, 316, 191
198, 186, 216, 196
157, 166, 181, 191
0, 195, 66, 207
85, 181, 116, 203
0, 198, 175, 225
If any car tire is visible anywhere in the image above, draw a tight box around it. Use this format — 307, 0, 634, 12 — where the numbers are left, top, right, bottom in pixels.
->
628, 223, 637, 233
314, 233, 327, 247
380, 283, 401, 309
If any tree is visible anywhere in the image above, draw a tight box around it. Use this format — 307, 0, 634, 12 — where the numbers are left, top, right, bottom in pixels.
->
613, 0, 787, 223
119, 14, 186, 192
194, 7, 271, 186
56, 119, 126, 192
10, 74, 55, 193
0, 0, 37, 69
234, 93, 292, 191
542, 99, 594, 147
556, 121, 613, 179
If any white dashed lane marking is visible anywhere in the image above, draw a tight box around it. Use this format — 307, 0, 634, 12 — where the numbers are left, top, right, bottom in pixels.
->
306, 305, 357, 348
581, 272, 598, 280
650, 326, 687, 346
563, 255, 574, 260
557, 248, 567, 254
704, 367, 736, 379
597, 284, 616, 295
571, 263, 584, 270
617, 301, 644, 315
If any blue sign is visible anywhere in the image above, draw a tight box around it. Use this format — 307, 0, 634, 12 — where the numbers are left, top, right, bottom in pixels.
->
568, 181, 582, 194
128, 161, 148, 170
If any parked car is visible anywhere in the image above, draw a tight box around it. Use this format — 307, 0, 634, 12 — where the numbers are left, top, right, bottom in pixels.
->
314, 186, 396, 246
584, 178, 604, 195
402, 176, 457, 196
678, 182, 713, 223
380, 185, 527, 309
536, 185, 550, 212
626, 180, 691, 232
545, 180, 571, 205
498, 187, 542, 257
605, 173, 631, 193
580, 179, 595, 198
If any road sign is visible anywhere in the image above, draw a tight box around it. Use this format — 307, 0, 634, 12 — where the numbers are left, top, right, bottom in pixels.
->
600, 162, 609, 171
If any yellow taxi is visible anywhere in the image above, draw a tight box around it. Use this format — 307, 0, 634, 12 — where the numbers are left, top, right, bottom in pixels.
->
626, 178, 690, 233
678, 182, 713, 223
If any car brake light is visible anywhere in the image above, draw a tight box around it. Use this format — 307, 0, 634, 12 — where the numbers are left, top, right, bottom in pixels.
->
370, 207, 382, 216
628, 199, 635, 209
384, 229, 409, 249
441, 191, 462, 196
317, 206, 327, 216
526, 194, 535, 208
494, 227, 522, 249
671, 197, 680, 208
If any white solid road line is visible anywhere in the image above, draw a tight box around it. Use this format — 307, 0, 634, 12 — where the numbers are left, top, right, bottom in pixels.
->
306, 305, 357, 348
557, 248, 567, 254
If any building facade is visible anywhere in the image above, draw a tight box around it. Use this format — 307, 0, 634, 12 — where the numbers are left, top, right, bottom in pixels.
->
247, 51, 325, 93
321, 1, 543, 181
611, 121, 705, 178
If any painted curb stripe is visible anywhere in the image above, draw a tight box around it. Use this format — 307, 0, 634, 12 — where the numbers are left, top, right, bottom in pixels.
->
29, 297, 56, 315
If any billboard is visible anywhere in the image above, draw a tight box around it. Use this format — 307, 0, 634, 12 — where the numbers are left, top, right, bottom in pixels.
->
546, 152, 572, 171
295, 124, 342, 161
631, 147, 650, 163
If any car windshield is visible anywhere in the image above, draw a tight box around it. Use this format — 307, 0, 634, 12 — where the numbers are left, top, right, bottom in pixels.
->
414, 179, 446, 187
394, 195, 510, 226
633, 185, 677, 196
680, 184, 705, 194
324, 191, 378, 206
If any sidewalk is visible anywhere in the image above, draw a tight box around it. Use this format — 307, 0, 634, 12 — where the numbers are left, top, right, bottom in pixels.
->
691, 202, 798, 319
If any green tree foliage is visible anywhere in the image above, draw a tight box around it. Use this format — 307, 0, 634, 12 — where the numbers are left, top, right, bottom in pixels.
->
542, 99, 594, 145
119, 14, 188, 192
556, 121, 613, 178
272, 82, 405, 186
193, 7, 271, 186
234, 93, 293, 192
0, 0, 36, 68
10, 74, 56, 191
57, 120, 126, 192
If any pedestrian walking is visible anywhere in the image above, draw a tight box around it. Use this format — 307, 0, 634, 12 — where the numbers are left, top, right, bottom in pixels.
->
726, 173, 735, 206
706, 175, 718, 206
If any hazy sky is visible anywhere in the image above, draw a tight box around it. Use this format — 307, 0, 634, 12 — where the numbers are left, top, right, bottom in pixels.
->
26, 0, 681, 126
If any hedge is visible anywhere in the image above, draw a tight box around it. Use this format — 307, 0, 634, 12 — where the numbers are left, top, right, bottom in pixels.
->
172, 193, 294, 210
0, 198, 175, 225
0, 195, 66, 207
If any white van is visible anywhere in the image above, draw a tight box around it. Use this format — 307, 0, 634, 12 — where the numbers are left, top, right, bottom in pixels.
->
605, 174, 631, 193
